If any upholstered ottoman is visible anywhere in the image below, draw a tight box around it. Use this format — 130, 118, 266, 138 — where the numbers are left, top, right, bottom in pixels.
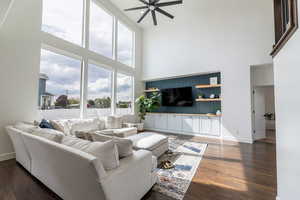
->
127, 132, 169, 157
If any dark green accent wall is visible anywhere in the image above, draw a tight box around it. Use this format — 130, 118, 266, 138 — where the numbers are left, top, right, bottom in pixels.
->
145, 73, 221, 114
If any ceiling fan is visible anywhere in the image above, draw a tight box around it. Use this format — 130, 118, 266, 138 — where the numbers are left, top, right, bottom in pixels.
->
124, 0, 183, 26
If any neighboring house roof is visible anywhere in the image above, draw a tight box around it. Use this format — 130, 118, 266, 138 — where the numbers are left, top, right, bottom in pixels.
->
39, 73, 49, 80
42, 92, 54, 96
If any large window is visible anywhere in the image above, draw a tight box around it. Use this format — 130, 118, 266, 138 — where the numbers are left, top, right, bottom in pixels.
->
87, 64, 112, 117
89, 1, 113, 58
42, 0, 83, 45
40, 0, 136, 119
116, 73, 133, 115
117, 22, 134, 67
39, 49, 82, 119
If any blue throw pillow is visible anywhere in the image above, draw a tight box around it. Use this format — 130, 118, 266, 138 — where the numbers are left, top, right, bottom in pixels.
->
39, 119, 54, 129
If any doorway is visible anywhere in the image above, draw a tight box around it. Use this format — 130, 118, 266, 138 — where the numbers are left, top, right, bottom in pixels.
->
251, 64, 276, 144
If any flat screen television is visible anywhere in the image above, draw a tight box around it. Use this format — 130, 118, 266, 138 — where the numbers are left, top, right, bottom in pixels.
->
161, 87, 193, 107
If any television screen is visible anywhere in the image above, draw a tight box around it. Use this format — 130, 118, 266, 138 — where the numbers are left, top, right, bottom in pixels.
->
161, 87, 193, 107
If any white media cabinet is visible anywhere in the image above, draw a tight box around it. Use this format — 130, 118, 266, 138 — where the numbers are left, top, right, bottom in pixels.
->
144, 113, 222, 138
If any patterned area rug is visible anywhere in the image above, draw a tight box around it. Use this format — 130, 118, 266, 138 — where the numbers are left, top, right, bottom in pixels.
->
153, 137, 207, 200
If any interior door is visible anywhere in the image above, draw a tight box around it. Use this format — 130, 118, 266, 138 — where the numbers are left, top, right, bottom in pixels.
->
253, 87, 266, 140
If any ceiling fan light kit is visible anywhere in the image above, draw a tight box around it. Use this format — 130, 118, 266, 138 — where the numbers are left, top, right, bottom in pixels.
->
124, 0, 183, 26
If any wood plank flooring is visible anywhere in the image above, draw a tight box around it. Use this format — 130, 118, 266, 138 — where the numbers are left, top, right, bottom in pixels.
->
0, 133, 277, 200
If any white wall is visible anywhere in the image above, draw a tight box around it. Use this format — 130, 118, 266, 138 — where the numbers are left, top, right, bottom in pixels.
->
273, 0, 300, 198
0, 0, 143, 161
142, 0, 274, 143
0, 0, 13, 27
252, 64, 274, 86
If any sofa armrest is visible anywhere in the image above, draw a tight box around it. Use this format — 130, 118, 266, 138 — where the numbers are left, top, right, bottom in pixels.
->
100, 150, 155, 200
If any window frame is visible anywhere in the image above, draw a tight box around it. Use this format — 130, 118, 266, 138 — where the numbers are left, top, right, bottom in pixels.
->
115, 71, 135, 115
39, 47, 84, 117
89, 0, 115, 59
40, 0, 137, 118
116, 20, 136, 68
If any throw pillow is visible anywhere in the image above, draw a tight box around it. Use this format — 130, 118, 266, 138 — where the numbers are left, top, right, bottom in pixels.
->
62, 136, 119, 170
74, 131, 94, 141
39, 119, 54, 129
50, 120, 70, 135
31, 128, 64, 143
91, 132, 133, 158
105, 116, 122, 129
68, 118, 100, 135
14, 122, 40, 133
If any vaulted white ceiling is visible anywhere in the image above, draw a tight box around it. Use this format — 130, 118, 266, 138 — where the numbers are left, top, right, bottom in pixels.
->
110, 0, 184, 28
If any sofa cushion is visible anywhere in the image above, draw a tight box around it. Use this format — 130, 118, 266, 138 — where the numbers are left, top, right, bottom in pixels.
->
62, 136, 119, 170
128, 132, 168, 151
31, 128, 64, 143
104, 116, 122, 129
68, 118, 101, 135
103, 127, 137, 138
50, 120, 71, 135
91, 133, 133, 158
14, 122, 40, 133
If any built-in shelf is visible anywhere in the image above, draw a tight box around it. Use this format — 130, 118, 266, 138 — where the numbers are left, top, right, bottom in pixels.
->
195, 98, 222, 102
195, 84, 222, 89
144, 89, 160, 93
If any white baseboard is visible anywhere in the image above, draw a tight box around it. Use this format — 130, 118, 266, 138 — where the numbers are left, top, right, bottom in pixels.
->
0, 152, 15, 162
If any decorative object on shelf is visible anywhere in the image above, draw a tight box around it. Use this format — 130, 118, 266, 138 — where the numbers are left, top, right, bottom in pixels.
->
145, 88, 160, 92
198, 93, 205, 99
210, 77, 218, 85
124, 0, 183, 26
216, 110, 222, 116
210, 94, 215, 99
195, 98, 222, 102
195, 84, 221, 88
136, 92, 161, 122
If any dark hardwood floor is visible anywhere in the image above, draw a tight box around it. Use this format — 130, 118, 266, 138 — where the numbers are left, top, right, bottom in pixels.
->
0, 133, 277, 200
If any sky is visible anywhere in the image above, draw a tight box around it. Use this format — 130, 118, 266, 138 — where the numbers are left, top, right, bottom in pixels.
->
41, 0, 134, 102
42, 0, 133, 65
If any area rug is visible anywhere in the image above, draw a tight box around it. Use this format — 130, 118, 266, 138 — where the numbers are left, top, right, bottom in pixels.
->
153, 137, 207, 200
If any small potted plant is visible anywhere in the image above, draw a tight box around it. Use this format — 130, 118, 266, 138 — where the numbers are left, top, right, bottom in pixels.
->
198, 93, 205, 99
135, 92, 161, 130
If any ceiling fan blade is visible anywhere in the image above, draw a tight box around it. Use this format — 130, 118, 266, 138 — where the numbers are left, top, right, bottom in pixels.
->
139, 0, 149, 5
156, 0, 182, 7
155, 7, 174, 19
124, 6, 148, 11
151, 10, 158, 25
137, 9, 150, 23
150, 0, 160, 4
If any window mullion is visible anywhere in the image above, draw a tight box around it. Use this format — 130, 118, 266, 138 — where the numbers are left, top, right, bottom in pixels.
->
80, 58, 88, 119
111, 69, 117, 116
113, 18, 118, 61
83, 0, 90, 49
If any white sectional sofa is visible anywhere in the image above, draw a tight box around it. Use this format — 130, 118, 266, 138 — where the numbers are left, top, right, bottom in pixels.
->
51, 115, 138, 138
6, 124, 157, 200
